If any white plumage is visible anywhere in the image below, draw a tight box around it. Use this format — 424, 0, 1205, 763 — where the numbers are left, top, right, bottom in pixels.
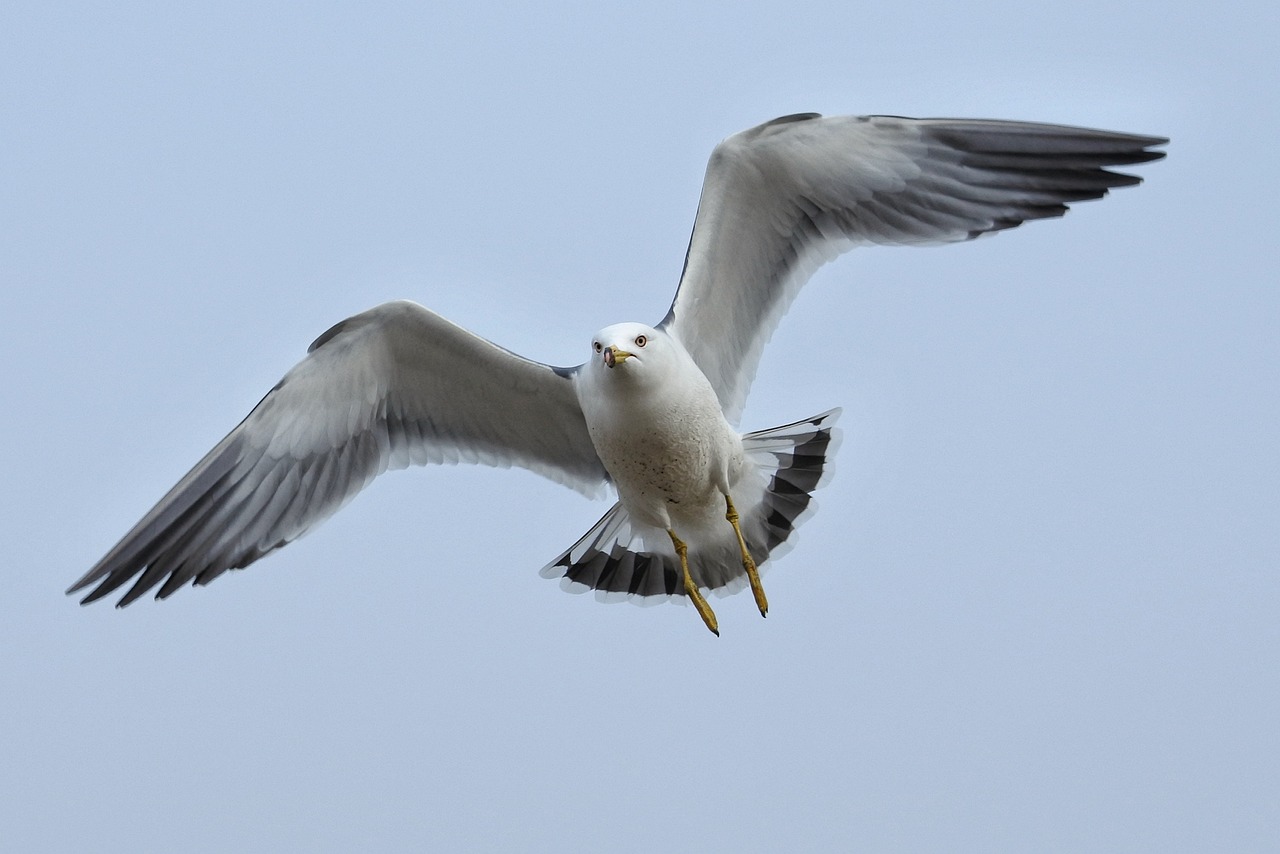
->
577, 322, 744, 533
68, 112, 1165, 631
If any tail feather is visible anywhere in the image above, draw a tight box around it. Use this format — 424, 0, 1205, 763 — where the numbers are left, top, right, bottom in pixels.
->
749, 411, 842, 554
540, 408, 842, 604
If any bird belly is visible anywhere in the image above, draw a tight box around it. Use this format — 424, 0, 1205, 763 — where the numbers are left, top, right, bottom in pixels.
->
588, 401, 742, 531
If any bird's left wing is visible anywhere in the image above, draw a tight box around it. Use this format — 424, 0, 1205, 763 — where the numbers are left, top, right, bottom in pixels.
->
661, 113, 1167, 423
68, 300, 606, 606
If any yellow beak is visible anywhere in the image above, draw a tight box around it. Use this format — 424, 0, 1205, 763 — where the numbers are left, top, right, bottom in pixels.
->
603, 347, 633, 368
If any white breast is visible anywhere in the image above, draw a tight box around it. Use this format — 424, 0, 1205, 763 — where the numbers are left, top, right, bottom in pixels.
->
575, 328, 745, 532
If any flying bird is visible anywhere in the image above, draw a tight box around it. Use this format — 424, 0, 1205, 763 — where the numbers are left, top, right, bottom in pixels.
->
68, 112, 1166, 634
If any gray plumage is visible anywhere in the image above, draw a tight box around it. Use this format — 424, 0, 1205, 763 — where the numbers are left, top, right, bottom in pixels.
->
68, 112, 1165, 609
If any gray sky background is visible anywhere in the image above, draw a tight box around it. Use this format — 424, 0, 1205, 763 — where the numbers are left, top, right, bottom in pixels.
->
4, 2, 1277, 851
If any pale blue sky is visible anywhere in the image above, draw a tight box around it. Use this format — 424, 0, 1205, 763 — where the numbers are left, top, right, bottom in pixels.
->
3, 2, 1277, 851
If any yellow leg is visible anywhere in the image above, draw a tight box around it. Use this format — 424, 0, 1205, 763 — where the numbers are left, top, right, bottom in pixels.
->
725, 495, 768, 618
668, 529, 719, 636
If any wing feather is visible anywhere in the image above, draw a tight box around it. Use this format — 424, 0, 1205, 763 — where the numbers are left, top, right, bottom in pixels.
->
69, 300, 607, 606
662, 113, 1167, 422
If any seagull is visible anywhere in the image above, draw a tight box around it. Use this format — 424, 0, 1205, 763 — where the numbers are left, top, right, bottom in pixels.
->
68, 112, 1166, 633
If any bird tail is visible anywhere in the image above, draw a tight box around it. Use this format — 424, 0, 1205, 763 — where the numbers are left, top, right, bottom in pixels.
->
539, 408, 842, 603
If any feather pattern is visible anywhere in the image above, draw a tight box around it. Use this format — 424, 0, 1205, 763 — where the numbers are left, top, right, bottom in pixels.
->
68, 300, 608, 606
662, 114, 1167, 423
69, 111, 1163, 616
540, 409, 841, 602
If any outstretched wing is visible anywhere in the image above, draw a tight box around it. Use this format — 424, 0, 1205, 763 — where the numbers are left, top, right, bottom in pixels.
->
68, 300, 607, 606
661, 113, 1168, 423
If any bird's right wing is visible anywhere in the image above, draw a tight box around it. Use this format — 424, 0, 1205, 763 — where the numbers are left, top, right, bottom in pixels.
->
68, 300, 607, 607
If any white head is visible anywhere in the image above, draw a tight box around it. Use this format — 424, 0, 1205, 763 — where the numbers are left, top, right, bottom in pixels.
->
588, 322, 683, 388
580, 322, 725, 428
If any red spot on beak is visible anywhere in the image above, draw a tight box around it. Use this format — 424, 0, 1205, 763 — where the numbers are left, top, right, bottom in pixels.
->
603, 346, 632, 368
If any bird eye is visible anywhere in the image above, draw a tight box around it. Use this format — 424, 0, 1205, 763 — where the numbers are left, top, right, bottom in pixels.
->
593, 341, 602, 352
635, 334, 648, 347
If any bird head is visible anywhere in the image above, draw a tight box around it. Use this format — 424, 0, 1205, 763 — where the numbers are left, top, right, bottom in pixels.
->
591, 322, 660, 374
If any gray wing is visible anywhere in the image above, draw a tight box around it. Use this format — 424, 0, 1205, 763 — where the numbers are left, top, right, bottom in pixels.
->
660, 113, 1168, 423
68, 299, 607, 606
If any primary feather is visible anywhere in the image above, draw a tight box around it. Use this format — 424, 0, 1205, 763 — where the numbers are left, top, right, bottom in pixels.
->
69, 112, 1165, 609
